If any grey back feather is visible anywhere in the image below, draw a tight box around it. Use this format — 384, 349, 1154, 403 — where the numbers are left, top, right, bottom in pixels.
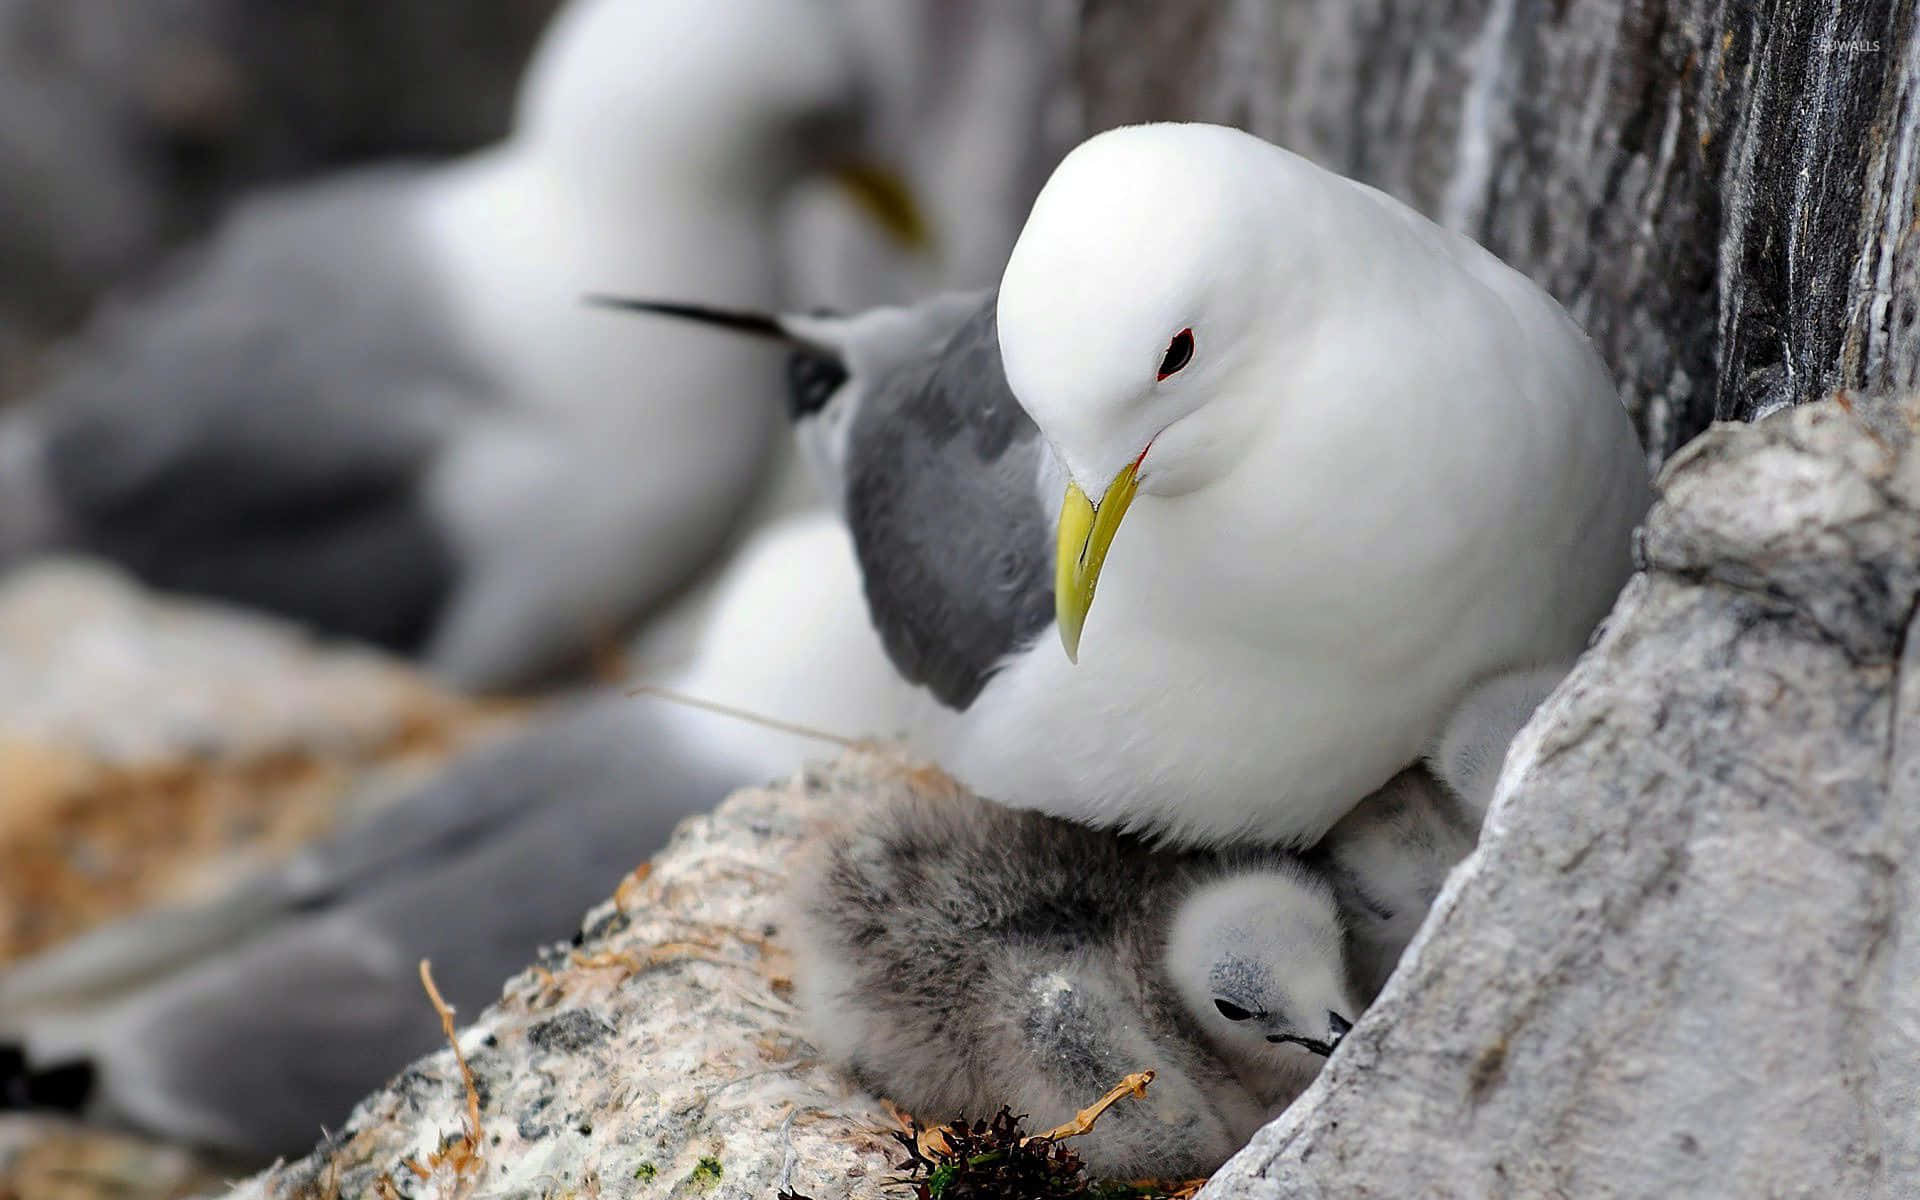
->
827, 292, 1055, 710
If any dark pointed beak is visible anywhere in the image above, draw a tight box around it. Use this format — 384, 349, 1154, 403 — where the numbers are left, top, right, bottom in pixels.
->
1327, 1011, 1353, 1047
1267, 1032, 1334, 1057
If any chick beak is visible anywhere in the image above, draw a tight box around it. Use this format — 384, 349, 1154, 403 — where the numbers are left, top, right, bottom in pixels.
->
833, 163, 933, 252
1055, 452, 1146, 663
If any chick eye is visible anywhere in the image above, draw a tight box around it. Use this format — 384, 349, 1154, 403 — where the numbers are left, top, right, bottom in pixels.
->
1157, 328, 1194, 380
1213, 998, 1254, 1022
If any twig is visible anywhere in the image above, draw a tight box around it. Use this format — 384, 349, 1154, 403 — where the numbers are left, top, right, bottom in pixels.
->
612, 862, 654, 912
1031, 1070, 1155, 1143
774, 1105, 802, 1196
568, 942, 745, 980
625, 683, 861, 748
418, 959, 484, 1166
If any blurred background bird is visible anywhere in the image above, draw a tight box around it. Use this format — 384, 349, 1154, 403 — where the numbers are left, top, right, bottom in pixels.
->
0, 0, 1066, 692
0, 0, 563, 398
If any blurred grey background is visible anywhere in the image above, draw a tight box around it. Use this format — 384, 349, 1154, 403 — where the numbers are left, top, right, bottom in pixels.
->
0, 0, 564, 395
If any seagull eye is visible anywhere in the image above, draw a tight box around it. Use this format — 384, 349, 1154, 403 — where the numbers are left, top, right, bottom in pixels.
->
1157, 328, 1194, 380
1213, 998, 1254, 1021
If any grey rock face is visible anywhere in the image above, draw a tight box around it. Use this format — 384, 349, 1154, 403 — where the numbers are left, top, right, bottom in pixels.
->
1075, 1, 1920, 465
1198, 397, 1920, 1197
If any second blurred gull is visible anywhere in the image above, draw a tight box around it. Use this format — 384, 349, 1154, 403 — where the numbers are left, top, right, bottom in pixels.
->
0, 509, 916, 1157
0, 0, 922, 690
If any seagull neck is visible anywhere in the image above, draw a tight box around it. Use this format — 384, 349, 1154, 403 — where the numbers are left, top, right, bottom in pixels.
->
517, 130, 800, 219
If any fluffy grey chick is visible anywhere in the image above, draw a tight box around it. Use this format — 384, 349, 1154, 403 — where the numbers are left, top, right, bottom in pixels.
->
792, 789, 1357, 1179
1313, 768, 1479, 1004
1318, 664, 1572, 1000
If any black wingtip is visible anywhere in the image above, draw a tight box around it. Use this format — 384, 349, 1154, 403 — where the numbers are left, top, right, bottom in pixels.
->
585, 294, 853, 423
27, 1059, 96, 1111
0, 1043, 25, 1107
1, 1042, 96, 1112
583, 295, 792, 340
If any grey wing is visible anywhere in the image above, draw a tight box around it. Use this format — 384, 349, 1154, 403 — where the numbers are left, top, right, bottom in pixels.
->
840, 293, 1056, 710
281, 692, 739, 907
26, 167, 478, 651
5, 693, 736, 1156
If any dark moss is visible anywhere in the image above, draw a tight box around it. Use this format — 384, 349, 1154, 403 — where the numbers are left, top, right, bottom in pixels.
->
526, 1009, 614, 1054
580, 908, 632, 946
887, 1108, 1186, 1199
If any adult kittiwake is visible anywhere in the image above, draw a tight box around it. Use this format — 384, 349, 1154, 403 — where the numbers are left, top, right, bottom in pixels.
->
597, 122, 1649, 847
0, 0, 924, 691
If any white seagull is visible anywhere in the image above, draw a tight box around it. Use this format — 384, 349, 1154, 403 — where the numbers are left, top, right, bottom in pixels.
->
985, 122, 1648, 843
593, 122, 1649, 845
0, 509, 915, 1159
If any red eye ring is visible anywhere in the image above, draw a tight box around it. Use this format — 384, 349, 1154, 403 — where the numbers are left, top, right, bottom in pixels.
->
1158, 328, 1195, 380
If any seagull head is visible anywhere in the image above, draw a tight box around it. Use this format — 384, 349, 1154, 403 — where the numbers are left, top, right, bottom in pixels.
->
998, 123, 1333, 661
515, 0, 928, 245
1164, 868, 1359, 1086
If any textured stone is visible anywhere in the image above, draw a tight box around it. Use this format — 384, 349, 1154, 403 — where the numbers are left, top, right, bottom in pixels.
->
1197, 397, 1920, 1198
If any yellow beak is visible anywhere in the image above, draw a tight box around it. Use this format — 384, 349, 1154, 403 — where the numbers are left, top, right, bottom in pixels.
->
1055, 458, 1143, 663
834, 163, 934, 252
